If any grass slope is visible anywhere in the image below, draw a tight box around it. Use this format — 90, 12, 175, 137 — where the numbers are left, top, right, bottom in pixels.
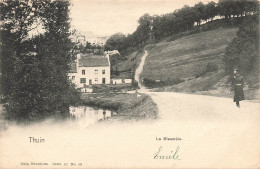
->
143, 28, 238, 81
142, 27, 244, 97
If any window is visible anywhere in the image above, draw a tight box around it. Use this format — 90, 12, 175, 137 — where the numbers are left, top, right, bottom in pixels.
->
72, 76, 75, 79
89, 79, 92, 85
102, 69, 105, 74
102, 78, 106, 84
95, 69, 98, 74
80, 78, 86, 83
82, 70, 85, 75
95, 78, 98, 83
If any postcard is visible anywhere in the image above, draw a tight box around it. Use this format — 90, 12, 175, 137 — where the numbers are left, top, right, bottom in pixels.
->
0, 0, 259, 168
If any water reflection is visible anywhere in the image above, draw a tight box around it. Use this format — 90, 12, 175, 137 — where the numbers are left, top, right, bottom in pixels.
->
69, 106, 117, 128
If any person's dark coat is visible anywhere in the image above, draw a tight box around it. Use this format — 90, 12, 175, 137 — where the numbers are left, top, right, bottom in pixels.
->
233, 76, 244, 102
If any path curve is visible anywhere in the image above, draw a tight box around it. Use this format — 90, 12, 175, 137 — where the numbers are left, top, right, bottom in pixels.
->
134, 50, 260, 123
134, 50, 149, 92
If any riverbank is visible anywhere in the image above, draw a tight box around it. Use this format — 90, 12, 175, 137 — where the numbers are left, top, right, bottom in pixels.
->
0, 104, 6, 130
81, 92, 158, 120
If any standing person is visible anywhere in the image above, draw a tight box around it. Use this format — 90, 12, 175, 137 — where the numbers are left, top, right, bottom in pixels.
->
103, 110, 106, 120
232, 69, 244, 108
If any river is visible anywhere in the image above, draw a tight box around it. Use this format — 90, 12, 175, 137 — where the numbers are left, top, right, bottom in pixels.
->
69, 106, 117, 128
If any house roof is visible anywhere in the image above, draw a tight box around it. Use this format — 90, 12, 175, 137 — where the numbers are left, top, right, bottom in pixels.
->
78, 55, 109, 67
69, 62, 77, 73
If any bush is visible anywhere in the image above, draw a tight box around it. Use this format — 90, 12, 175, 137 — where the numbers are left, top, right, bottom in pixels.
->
131, 80, 140, 89
143, 78, 184, 88
196, 62, 218, 78
92, 83, 136, 93
223, 15, 259, 75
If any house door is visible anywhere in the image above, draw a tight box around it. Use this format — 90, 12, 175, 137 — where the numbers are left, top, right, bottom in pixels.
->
89, 79, 92, 85
102, 78, 106, 84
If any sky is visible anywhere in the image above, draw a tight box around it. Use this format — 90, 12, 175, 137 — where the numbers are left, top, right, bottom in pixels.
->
70, 0, 218, 37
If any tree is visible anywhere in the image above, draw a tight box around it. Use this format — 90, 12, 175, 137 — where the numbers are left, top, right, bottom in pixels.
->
86, 41, 92, 49
218, 0, 233, 19
205, 1, 217, 21
0, 0, 79, 121
104, 32, 126, 52
193, 2, 206, 25
223, 15, 259, 74
244, 0, 258, 16
0, 0, 47, 120
177, 5, 195, 31
137, 13, 152, 46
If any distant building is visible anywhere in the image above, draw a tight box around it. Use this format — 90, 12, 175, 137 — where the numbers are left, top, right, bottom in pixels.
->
111, 79, 123, 85
77, 35, 86, 45
85, 36, 109, 45
68, 53, 111, 88
71, 35, 86, 46
124, 79, 132, 84
105, 50, 120, 55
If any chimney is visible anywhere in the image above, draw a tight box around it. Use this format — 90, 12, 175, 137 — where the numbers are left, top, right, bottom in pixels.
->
106, 54, 110, 66
76, 53, 81, 68
77, 53, 81, 60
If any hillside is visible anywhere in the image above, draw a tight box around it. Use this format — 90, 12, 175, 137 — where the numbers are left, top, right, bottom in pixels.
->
143, 28, 237, 78
103, 0, 259, 100
110, 51, 144, 79
141, 27, 255, 98
140, 26, 259, 100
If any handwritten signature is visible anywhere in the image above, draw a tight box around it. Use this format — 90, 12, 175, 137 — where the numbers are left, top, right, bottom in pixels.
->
154, 146, 181, 160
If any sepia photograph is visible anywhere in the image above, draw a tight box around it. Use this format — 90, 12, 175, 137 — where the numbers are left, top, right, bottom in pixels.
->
0, 0, 259, 168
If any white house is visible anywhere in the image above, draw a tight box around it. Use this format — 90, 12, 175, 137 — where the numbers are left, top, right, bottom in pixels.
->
68, 53, 111, 88
111, 79, 123, 85
124, 79, 132, 84
105, 50, 120, 55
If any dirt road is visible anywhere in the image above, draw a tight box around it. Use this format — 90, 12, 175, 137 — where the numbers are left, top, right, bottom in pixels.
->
135, 50, 149, 92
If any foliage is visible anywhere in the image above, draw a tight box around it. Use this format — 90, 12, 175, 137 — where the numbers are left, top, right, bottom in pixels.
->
143, 78, 184, 88
104, 33, 126, 52
0, 0, 80, 122
205, 1, 218, 21
218, 0, 257, 19
69, 29, 104, 55
109, 53, 129, 77
104, 0, 258, 85
92, 83, 137, 93
82, 41, 103, 55
104, 0, 258, 57
196, 62, 219, 78
223, 15, 259, 74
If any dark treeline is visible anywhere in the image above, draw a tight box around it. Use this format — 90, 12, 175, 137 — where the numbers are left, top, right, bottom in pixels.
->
223, 15, 259, 75
74, 41, 104, 55
105, 0, 258, 56
0, 0, 80, 122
